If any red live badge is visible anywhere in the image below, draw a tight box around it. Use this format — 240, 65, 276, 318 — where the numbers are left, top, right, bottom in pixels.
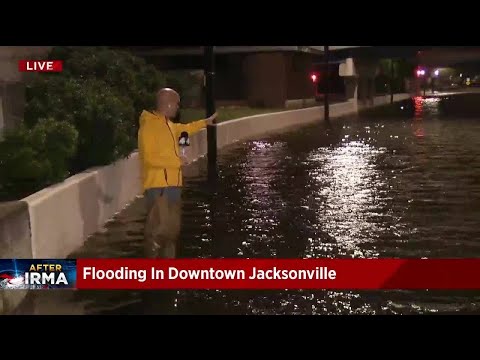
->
18, 60, 63, 72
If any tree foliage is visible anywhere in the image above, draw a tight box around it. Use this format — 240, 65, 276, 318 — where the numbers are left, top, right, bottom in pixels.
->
1, 46, 196, 200
0, 119, 78, 200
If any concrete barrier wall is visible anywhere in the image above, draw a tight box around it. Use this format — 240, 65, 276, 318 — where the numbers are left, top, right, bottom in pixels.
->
0, 201, 32, 314
0, 201, 32, 259
216, 100, 356, 150
23, 152, 141, 259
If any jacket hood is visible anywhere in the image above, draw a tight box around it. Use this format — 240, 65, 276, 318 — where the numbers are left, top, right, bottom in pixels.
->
140, 110, 165, 127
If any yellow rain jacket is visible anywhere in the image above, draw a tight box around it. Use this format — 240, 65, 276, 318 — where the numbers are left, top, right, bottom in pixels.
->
138, 110, 208, 191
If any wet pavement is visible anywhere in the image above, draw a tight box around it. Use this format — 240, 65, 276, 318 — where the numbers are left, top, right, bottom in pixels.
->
14, 94, 480, 314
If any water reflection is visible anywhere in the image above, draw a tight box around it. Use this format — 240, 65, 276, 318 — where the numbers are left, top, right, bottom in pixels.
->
239, 141, 286, 257
308, 141, 389, 258
413, 96, 423, 119
422, 97, 441, 118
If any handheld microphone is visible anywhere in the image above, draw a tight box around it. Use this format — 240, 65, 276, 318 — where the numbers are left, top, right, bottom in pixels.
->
179, 131, 190, 157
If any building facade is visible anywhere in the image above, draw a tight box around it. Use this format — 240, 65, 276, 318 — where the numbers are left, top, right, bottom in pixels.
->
0, 47, 52, 137
133, 46, 362, 108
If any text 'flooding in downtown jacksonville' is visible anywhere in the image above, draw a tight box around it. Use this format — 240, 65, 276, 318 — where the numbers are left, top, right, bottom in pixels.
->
82, 266, 337, 282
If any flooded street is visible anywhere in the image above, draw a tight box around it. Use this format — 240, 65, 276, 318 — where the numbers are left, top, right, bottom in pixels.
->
16, 95, 480, 314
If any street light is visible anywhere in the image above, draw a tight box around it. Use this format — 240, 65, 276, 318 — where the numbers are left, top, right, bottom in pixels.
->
434, 69, 439, 77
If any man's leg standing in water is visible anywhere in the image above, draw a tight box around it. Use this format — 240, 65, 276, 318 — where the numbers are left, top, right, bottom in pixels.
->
144, 186, 182, 259
142, 186, 182, 314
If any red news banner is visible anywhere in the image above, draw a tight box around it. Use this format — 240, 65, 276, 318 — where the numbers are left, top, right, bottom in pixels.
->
76, 259, 480, 290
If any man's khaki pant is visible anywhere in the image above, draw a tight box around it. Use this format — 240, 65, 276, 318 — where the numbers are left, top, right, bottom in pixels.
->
144, 187, 182, 259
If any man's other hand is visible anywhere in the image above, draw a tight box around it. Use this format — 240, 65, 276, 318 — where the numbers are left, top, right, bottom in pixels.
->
180, 155, 190, 166
206, 112, 218, 125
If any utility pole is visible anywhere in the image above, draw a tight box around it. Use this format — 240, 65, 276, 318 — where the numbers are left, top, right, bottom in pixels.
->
204, 46, 217, 169
390, 59, 394, 104
324, 45, 330, 122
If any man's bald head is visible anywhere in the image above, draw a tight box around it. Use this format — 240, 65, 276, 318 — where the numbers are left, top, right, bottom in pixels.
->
156, 88, 181, 119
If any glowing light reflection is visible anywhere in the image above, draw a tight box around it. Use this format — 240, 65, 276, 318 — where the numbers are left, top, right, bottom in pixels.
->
306, 141, 390, 258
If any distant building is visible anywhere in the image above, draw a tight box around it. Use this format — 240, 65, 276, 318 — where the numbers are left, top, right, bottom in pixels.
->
0, 47, 51, 137
131, 46, 364, 109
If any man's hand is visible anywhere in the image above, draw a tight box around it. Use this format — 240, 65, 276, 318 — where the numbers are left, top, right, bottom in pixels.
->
180, 155, 190, 166
206, 112, 218, 125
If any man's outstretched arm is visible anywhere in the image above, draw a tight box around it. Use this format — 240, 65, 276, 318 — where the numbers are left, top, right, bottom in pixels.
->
173, 112, 218, 135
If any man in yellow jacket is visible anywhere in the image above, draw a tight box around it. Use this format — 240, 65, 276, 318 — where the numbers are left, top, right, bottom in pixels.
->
138, 88, 217, 258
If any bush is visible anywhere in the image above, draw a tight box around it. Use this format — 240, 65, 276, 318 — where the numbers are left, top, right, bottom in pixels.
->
25, 76, 136, 171
0, 119, 78, 200
47, 46, 167, 116
2, 46, 201, 200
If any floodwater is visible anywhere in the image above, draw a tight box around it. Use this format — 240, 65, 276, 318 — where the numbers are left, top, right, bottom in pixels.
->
14, 94, 480, 315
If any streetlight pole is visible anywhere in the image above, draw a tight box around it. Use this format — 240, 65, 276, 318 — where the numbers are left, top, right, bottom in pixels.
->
205, 46, 216, 118
204, 46, 217, 169
324, 45, 330, 121
204, 46, 219, 246
390, 59, 394, 104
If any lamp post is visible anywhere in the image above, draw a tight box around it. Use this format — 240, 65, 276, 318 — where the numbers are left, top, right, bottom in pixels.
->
205, 46, 216, 118
324, 45, 330, 121
204, 46, 217, 169
390, 59, 394, 104
204, 46, 219, 248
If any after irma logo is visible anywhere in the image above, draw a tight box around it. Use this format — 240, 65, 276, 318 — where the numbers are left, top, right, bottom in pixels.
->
0, 260, 77, 290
